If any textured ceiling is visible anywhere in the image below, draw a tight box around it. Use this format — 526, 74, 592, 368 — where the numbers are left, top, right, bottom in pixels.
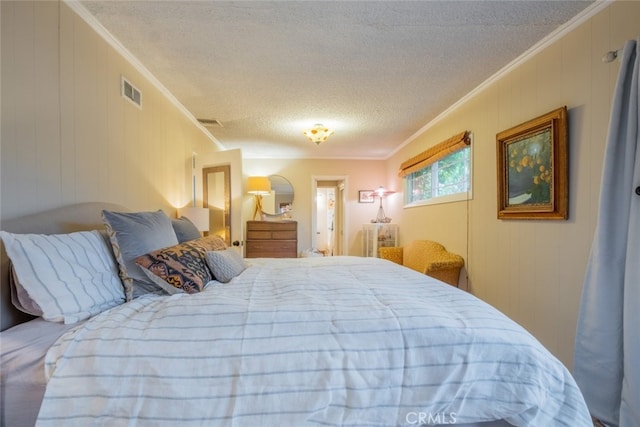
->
79, 1, 594, 159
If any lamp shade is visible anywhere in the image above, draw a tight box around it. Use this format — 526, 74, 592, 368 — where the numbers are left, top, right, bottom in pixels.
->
179, 207, 210, 232
303, 124, 334, 145
373, 186, 396, 198
247, 176, 271, 195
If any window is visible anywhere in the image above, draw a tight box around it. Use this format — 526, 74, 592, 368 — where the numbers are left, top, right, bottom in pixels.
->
399, 131, 472, 207
404, 147, 471, 206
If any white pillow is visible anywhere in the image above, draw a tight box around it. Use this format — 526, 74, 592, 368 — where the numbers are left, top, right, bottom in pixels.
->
205, 248, 247, 283
0, 230, 125, 324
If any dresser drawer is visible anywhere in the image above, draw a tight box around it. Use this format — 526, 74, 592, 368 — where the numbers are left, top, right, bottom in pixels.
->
245, 241, 297, 258
271, 230, 297, 240
246, 230, 273, 240
246, 230, 298, 240
247, 221, 296, 232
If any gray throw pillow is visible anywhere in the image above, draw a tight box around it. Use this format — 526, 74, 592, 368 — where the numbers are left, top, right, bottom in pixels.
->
102, 210, 178, 300
171, 216, 202, 243
205, 248, 247, 283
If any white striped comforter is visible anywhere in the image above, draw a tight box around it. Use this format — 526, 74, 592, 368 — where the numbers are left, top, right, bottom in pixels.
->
37, 256, 591, 426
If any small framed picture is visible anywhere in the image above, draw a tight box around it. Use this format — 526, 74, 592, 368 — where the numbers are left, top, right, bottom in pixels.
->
358, 190, 375, 203
496, 106, 568, 220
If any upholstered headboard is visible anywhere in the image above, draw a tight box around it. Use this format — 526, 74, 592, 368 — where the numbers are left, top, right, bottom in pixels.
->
0, 202, 127, 331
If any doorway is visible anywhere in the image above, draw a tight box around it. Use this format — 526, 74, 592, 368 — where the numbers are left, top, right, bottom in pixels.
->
312, 176, 347, 256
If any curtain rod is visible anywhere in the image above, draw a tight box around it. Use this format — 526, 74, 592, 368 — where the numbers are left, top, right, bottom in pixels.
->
602, 48, 621, 63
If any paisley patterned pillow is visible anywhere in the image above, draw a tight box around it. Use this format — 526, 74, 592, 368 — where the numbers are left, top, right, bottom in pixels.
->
135, 235, 227, 294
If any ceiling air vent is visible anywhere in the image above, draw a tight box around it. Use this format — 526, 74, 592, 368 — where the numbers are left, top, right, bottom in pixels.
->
198, 118, 223, 128
121, 76, 142, 109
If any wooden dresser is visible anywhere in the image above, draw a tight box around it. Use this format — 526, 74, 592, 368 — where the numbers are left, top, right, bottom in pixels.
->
245, 221, 298, 258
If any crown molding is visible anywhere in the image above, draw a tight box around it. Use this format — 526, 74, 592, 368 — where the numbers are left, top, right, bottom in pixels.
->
388, 0, 613, 159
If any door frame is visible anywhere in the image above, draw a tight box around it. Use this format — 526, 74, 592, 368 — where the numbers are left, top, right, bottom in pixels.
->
311, 175, 348, 256
202, 165, 231, 246
197, 148, 243, 253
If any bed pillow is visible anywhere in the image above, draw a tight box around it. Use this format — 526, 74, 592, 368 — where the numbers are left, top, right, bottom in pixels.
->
102, 209, 179, 300
135, 235, 227, 294
172, 216, 202, 243
0, 230, 125, 324
6, 230, 116, 317
8, 263, 44, 316
205, 248, 247, 283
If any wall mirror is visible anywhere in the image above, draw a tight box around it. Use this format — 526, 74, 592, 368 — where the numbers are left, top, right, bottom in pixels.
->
262, 175, 294, 215
203, 165, 231, 246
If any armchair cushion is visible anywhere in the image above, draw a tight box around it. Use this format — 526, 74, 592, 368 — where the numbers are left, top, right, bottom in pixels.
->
379, 240, 464, 286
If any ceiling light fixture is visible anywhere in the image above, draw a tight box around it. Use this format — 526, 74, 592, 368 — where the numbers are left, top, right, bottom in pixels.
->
303, 124, 334, 145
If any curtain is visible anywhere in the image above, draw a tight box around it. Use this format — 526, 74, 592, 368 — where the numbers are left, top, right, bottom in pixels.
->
398, 131, 470, 177
574, 38, 640, 427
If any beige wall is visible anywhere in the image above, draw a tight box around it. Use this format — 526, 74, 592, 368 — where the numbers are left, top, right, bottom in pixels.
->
243, 158, 389, 256
1, 1, 221, 221
384, 0, 640, 368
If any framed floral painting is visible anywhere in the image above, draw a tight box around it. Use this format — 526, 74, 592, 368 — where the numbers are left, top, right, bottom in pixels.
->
496, 106, 568, 220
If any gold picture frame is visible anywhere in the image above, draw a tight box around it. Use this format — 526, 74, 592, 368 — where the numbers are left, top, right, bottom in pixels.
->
496, 106, 568, 220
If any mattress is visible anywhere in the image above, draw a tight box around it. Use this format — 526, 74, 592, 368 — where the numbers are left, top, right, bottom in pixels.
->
1, 318, 80, 427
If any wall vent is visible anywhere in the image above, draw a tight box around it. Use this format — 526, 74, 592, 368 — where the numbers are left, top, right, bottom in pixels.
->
121, 76, 142, 108
197, 118, 223, 128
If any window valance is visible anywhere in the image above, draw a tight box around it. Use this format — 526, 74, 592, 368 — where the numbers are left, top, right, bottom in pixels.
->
398, 131, 471, 177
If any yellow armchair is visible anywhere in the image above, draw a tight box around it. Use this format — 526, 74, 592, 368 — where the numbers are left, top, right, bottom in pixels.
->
379, 240, 464, 287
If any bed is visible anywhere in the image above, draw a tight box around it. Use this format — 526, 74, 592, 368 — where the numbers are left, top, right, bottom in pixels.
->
0, 203, 592, 426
